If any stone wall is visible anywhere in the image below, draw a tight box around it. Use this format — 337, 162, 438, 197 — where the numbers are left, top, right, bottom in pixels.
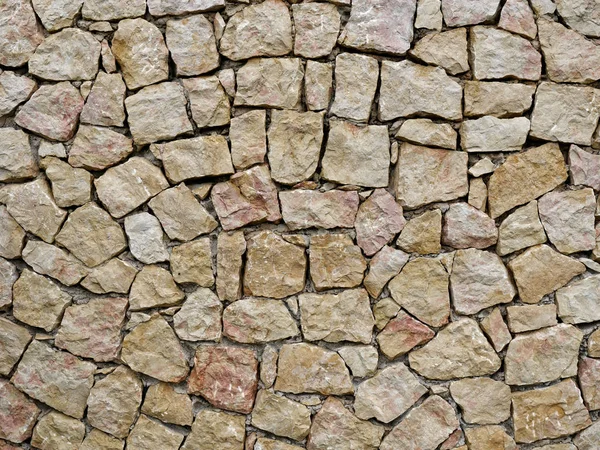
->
1, 0, 600, 448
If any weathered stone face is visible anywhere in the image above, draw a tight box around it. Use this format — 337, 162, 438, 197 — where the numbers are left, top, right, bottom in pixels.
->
309, 234, 366, 291
450, 378, 512, 425
142, 383, 193, 427
251, 390, 311, 441
279, 190, 359, 230
0, 378, 39, 443
182, 409, 245, 450
166, 15, 219, 77
31, 410, 85, 450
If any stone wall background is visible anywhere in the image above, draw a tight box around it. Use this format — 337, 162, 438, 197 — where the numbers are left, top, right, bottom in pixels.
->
1, 0, 600, 448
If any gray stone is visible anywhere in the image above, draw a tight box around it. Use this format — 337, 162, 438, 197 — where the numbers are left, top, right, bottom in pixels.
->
441, 0, 501, 26
0, 127, 37, 182
460, 116, 530, 152
292, 3, 340, 58
174, 288, 222, 342
125, 213, 169, 265
557, 275, 600, 324
0, 71, 36, 116
464, 81, 536, 118
0, 0, 44, 67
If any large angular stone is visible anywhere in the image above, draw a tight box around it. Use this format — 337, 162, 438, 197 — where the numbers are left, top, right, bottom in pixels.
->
275, 343, 353, 395
292, 3, 340, 58
0, 317, 31, 376
124, 213, 168, 265
0, 128, 37, 182
174, 288, 222, 341
376, 311, 434, 359
279, 190, 359, 230
166, 14, 219, 76
379, 60, 462, 121
15, 82, 83, 141
268, 110, 324, 184
251, 390, 311, 441
69, 125, 133, 171
570, 145, 600, 190
31, 410, 85, 450
0, 70, 36, 116
12, 340, 95, 418
42, 157, 92, 208
460, 116, 529, 152
396, 143, 468, 209
182, 409, 245, 450
125, 82, 193, 145
129, 265, 184, 311
409, 318, 501, 380
29, 28, 100, 81
442, 202, 498, 249
55, 297, 127, 362
380, 396, 459, 450
87, 366, 143, 439
505, 324, 583, 385
508, 244, 586, 303
331, 53, 378, 122
22, 240, 87, 286
305, 60, 333, 112
127, 415, 184, 450
224, 298, 298, 343
80, 258, 137, 294
188, 345, 258, 414
212, 165, 281, 230
244, 230, 306, 299
230, 110, 266, 170
450, 378, 511, 424
80, 72, 126, 127
121, 316, 189, 383
555, 0, 600, 37
389, 257, 450, 327
217, 231, 245, 301
307, 397, 383, 450
170, 239, 213, 286
410, 28, 469, 75
512, 379, 591, 443
441, 0, 501, 26
0, 0, 44, 67
538, 188, 596, 254
309, 234, 366, 291
497, 201, 546, 255
530, 82, 600, 146
396, 118, 457, 150
0, 379, 39, 443
112, 19, 169, 90
364, 246, 409, 297
234, 58, 303, 109
142, 383, 193, 427
147, 0, 224, 16
470, 26, 541, 81
13, 269, 71, 332
464, 81, 536, 118
299, 289, 373, 344
488, 143, 568, 218
55, 202, 126, 267
354, 363, 427, 423
183, 76, 230, 129
396, 209, 442, 254
557, 275, 600, 324
339, 0, 416, 55
321, 120, 389, 187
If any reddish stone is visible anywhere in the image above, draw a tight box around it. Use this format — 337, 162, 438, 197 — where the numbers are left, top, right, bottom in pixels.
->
579, 357, 600, 411
0, 379, 40, 443
377, 311, 435, 359
188, 345, 258, 414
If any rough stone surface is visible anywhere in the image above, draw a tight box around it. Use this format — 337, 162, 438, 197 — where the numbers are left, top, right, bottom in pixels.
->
124, 213, 168, 265
309, 234, 366, 291
0, 71, 36, 117
410, 28, 469, 75
279, 190, 359, 230
69, 125, 132, 171
364, 245, 409, 297
442, 0, 501, 26
216, 231, 245, 301
0, 0, 44, 67
31, 411, 85, 450
126, 415, 184, 450
170, 239, 213, 286
460, 116, 530, 153
305, 61, 333, 112
506, 303, 557, 333
251, 390, 311, 441
166, 15, 219, 77
464, 81, 536, 118
80, 258, 137, 294
569, 145, 600, 190
450, 378, 511, 425
499, 0, 537, 39
230, 110, 266, 170
0, 317, 31, 376
130, 265, 184, 311
442, 202, 498, 249
377, 311, 434, 359
182, 409, 245, 450
293, 3, 340, 58
557, 275, 600, 324
396, 119, 457, 150
331, 53, 378, 122
142, 383, 193, 427
497, 200, 547, 255
184, 76, 230, 129
0, 128, 37, 182
337, 346, 379, 378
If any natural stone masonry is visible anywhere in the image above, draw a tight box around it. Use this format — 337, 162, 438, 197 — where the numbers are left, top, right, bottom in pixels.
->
2, 1, 600, 448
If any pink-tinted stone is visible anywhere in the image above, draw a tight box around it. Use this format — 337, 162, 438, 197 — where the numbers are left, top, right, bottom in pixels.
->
442, 202, 497, 249
0, 0, 44, 67
579, 357, 600, 411
569, 145, 600, 190
480, 308, 511, 352
55, 297, 128, 362
355, 189, 406, 256
279, 189, 359, 230
15, 82, 84, 141
377, 311, 435, 359
0, 379, 40, 443
364, 245, 409, 298
212, 165, 281, 230
188, 345, 258, 414
498, 0, 537, 39
442, 0, 501, 27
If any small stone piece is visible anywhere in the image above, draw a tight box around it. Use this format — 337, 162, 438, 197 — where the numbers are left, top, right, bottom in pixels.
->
293, 3, 340, 58
498, 0, 536, 39
488, 142, 568, 218
12, 340, 95, 419
174, 288, 222, 342
170, 239, 213, 286
130, 265, 184, 311
377, 311, 434, 359
251, 390, 311, 441
279, 190, 359, 230
0, 258, 17, 309
125, 213, 169, 265
80, 72, 126, 127
442, 202, 498, 249
464, 81, 536, 118
244, 230, 306, 299
101, 39, 117, 73
481, 308, 512, 352
322, 120, 389, 188
538, 188, 596, 254
557, 275, 600, 324
29, 28, 100, 81
380, 396, 459, 450
506, 304, 557, 333
217, 231, 245, 301
379, 60, 462, 121
530, 82, 600, 146
260, 346, 278, 388
188, 345, 258, 414
69, 126, 133, 171
224, 298, 298, 343
55, 297, 127, 362
0, 317, 31, 376
235, 58, 303, 109
127, 415, 184, 450
15, 81, 83, 141
166, 15, 219, 77
364, 246, 409, 298
230, 110, 266, 170
0, 0, 44, 67
468, 178, 487, 210
409, 318, 501, 380
410, 28, 469, 75
331, 53, 378, 122
337, 346, 379, 378
509, 244, 586, 303
497, 201, 547, 255
396, 119, 457, 150
0, 128, 37, 183
299, 288, 373, 344
0, 71, 36, 117
309, 234, 366, 291
307, 397, 383, 450
305, 61, 333, 112
80, 258, 137, 294
182, 409, 245, 450
415, 0, 442, 29
275, 343, 353, 395
87, 366, 142, 439
460, 116, 529, 152
125, 82, 193, 145
183, 76, 230, 128
512, 379, 591, 443
268, 110, 324, 184
142, 383, 193, 427
121, 316, 189, 383
450, 378, 511, 425
389, 257, 450, 327
82, 0, 145, 20
470, 26, 541, 81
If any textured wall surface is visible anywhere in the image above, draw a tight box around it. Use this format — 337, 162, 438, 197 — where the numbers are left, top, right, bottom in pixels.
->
1, 0, 600, 449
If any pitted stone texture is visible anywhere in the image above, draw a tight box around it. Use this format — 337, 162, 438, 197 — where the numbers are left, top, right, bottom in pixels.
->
410, 28, 469, 75
309, 234, 366, 291
15, 81, 83, 141
279, 190, 359, 230
364, 245, 409, 297
125, 213, 169, 265
379, 60, 462, 121
0, 0, 44, 67
224, 298, 298, 344
557, 275, 600, 324
512, 379, 591, 443
339, 0, 416, 55
441, 0, 501, 26
112, 19, 169, 90
170, 239, 213, 286
354, 363, 427, 423
0, 128, 37, 182
0, 317, 31, 376
230, 110, 266, 170
508, 244, 586, 303
450, 378, 511, 425
166, 15, 219, 77
497, 201, 546, 255
174, 288, 222, 342
389, 257, 450, 327
464, 81, 536, 118
442, 202, 498, 249
331, 53, 378, 122
188, 345, 258, 414
409, 318, 501, 380
31, 411, 85, 450
555, 0, 600, 37
142, 383, 193, 427
121, 316, 189, 383
69, 126, 133, 171
130, 265, 184, 311
293, 3, 340, 58
396, 144, 468, 209
251, 390, 311, 441
182, 409, 245, 450
81, 258, 137, 294
12, 340, 95, 419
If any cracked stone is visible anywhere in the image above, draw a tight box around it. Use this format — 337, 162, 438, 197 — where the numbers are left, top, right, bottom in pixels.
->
337, 346, 379, 378
481, 308, 512, 352
0, 316, 31, 376
497, 200, 547, 255
377, 311, 434, 359
183, 76, 230, 128
130, 265, 184, 311
0, 71, 36, 117
364, 245, 409, 298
